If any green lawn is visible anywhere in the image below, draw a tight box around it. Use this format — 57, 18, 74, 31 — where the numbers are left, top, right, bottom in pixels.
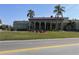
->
0, 31, 79, 40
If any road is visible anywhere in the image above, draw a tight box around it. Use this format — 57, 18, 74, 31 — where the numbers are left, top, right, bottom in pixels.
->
0, 38, 79, 55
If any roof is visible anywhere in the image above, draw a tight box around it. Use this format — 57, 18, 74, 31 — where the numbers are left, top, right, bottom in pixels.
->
29, 17, 68, 20
14, 21, 28, 23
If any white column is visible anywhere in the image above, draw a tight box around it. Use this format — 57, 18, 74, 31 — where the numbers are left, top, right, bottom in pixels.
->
39, 22, 41, 30
29, 22, 31, 31
45, 22, 46, 30
55, 20, 58, 30
50, 22, 52, 31
34, 22, 36, 30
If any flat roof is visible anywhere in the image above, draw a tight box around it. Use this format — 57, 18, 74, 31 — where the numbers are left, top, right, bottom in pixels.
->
29, 17, 68, 20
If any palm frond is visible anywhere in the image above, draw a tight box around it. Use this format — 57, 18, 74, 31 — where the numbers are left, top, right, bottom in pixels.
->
53, 4, 65, 17
27, 9, 35, 18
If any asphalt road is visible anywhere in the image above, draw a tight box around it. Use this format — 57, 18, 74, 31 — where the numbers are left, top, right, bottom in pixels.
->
0, 38, 79, 55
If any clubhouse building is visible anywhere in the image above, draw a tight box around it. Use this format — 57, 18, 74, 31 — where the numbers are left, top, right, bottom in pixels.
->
13, 16, 79, 31
29, 17, 68, 31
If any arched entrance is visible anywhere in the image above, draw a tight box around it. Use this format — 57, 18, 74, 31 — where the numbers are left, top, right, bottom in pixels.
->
52, 23, 56, 30
41, 22, 45, 30
35, 22, 39, 30
46, 23, 50, 30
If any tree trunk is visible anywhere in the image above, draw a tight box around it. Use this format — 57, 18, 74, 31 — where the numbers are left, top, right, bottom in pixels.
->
60, 14, 64, 31
55, 20, 58, 30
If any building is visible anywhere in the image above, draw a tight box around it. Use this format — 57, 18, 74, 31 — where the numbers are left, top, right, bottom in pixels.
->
28, 17, 79, 31
13, 21, 29, 31
13, 17, 79, 31
28, 17, 70, 31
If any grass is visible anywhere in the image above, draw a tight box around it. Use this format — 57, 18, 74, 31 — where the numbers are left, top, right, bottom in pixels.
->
0, 31, 79, 40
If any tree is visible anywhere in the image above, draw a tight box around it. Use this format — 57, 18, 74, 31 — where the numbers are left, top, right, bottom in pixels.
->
0, 19, 2, 29
64, 20, 76, 31
27, 9, 35, 18
53, 4, 65, 30
67, 20, 76, 31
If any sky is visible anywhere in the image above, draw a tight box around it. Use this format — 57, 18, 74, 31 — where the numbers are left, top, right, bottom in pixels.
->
0, 4, 79, 26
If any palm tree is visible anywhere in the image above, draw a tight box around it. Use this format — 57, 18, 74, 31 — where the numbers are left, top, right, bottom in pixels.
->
27, 9, 35, 31
53, 4, 65, 30
27, 9, 35, 18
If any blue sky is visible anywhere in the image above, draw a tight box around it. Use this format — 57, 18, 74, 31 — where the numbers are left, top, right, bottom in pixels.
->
0, 4, 79, 26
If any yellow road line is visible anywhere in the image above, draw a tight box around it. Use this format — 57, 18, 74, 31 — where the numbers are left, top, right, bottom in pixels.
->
0, 43, 79, 54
